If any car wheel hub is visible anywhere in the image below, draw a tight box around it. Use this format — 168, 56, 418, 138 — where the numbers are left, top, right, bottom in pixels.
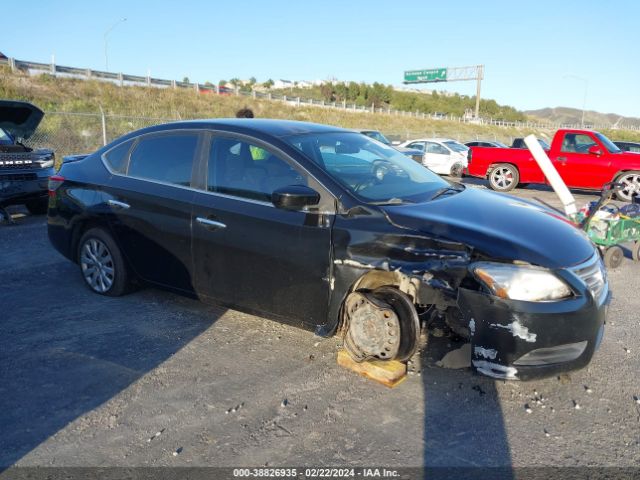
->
80, 238, 115, 293
492, 168, 513, 188
620, 173, 640, 200
343, 291, 400, 362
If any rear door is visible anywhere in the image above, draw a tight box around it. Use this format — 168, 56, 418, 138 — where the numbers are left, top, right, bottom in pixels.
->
552, 132, 611, 188
104, 130, 203, 293
190, 132, 334, 326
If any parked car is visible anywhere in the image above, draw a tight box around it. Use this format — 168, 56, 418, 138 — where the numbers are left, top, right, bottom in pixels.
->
356, 129, 423, 161
0, 100, 55, 219
613, 141, 640, 154
465, 140, 508, 148
467, 129, 640, 201
48, 119, 608, 380
398, 138, 468, 176
511, 137, 551, 149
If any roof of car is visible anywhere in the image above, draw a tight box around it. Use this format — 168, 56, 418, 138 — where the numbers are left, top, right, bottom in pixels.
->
148, 119, 350, 138
403, 138, 458, 143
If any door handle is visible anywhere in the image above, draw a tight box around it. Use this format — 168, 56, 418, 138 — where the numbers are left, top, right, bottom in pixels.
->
557, 156, 567, 164
107, 199, 130, 209
196, 217, 227, 230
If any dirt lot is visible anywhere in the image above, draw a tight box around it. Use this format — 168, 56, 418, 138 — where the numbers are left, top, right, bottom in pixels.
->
1, 182, 639, 473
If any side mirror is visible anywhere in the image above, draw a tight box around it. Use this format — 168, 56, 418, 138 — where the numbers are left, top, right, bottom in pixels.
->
272, 185, 320, 210
588, 145, 603, 156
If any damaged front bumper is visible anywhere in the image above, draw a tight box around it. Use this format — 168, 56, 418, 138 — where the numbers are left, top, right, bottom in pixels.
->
458, 254, 610, 381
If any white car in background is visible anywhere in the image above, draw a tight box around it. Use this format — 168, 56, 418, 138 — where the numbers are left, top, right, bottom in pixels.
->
398, 138, 469, 176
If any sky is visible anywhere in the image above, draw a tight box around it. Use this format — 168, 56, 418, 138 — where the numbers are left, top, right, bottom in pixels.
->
2, 0, 639, 117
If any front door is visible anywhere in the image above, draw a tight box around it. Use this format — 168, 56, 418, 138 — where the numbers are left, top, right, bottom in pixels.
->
424, 141, 452, 174
191, 134, 334, 326
552, 132, 612, 189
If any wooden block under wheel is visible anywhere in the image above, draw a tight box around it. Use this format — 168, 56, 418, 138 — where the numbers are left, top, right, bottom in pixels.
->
337, 349, 407, 388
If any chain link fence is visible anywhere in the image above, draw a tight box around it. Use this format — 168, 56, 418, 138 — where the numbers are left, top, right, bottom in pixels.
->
26, 111, 551, 163
26, 112, 177, 160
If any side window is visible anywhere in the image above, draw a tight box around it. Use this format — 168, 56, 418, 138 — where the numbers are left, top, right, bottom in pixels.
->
561, 134, 596, 154
408, 142, 425, 151
103, 139, 133, 174
128, 133, 198, 186
207, 137, 306, 202
426, 143, 448, 155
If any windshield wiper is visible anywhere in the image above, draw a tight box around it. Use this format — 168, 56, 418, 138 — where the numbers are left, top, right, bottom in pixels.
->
369, 197, 411, 206
429, 184, 465, 201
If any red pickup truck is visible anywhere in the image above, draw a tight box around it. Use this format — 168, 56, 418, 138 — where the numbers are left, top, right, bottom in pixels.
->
466, 129, 640, 201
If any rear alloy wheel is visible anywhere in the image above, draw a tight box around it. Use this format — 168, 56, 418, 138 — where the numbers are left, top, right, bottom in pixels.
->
25, 198, 49, 215
342, 286, 420, 363
78, 228, 130, 296
614, 171, 640, 202
488, 163, 519, 192
603, 246, 624, 269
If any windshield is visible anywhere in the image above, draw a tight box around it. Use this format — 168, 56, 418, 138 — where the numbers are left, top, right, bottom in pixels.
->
443, 140, 468, 153
0, 128, 13, 145
284, 132, 449, 204
362, 130, 391, 145
595, 132, 621, 153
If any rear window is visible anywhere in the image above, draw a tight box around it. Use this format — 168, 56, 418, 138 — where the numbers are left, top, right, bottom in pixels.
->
103, 140, 133, 174
127, 133, 198, 186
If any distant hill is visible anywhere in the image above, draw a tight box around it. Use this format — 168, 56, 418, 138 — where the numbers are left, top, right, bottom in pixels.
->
525, 107, 640, 128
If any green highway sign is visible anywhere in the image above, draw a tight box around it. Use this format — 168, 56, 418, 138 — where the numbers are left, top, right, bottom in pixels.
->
403, 68, 447, 83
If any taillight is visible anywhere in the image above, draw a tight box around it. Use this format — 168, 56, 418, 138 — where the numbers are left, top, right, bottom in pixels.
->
467, 149, 473, 163
48, 175, 65, 197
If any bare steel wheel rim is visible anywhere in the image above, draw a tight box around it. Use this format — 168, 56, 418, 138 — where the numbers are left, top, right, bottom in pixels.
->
491, 167, 514, 189
618, 173, 640, 201
80, 238, 115, 293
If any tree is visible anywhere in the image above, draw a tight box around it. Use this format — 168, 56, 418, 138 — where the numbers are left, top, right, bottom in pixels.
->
262, 78, 274, 89
182, 76, 190, 83
218, 79, 227, 87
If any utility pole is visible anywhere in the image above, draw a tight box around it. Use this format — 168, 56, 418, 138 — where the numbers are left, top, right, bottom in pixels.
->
104, 18, 127, 72
563, 74, 588, 128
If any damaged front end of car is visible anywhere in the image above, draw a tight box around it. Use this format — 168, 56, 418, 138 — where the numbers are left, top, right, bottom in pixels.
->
322, 202, 610, 381
458, 251, 609, 380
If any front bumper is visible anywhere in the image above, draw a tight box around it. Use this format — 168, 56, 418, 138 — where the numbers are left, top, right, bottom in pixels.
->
0, 167, 53, 206
458, 255, 609, 381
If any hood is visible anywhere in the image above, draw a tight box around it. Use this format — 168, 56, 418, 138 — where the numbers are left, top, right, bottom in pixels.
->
0, 101, 44, 140
382, 187, 595, 269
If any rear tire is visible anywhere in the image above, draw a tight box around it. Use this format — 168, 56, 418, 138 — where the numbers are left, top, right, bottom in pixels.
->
603, 246, 624, 269
488, 163, 519, 192
77, 227, 131, 296
25, 198, 48, 215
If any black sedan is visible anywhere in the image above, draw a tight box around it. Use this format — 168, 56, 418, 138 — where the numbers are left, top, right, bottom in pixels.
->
48, 119, 609, 380
613, 141, 640, 154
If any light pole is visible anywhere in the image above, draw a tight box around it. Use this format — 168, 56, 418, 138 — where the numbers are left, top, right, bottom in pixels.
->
104, 18, 127, 72
563, 74, 588, 128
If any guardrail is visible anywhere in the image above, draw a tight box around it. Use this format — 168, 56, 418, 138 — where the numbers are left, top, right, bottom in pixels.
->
2, 56, 639, 132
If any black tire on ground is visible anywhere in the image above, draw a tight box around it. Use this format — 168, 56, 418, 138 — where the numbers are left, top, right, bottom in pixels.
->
603, 246, 624, 269
632, 242, 640, 262
488, 163, 519, 192
77, 227, 132, 296
614, 170, 640, 202
25, 198, 49, 215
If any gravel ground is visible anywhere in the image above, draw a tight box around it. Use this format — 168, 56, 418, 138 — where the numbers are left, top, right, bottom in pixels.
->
1, 183, 639, 471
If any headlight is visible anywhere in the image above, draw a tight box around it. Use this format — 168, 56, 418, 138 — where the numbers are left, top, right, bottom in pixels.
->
38, 159, 54, 168
472, 262, 572, 302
